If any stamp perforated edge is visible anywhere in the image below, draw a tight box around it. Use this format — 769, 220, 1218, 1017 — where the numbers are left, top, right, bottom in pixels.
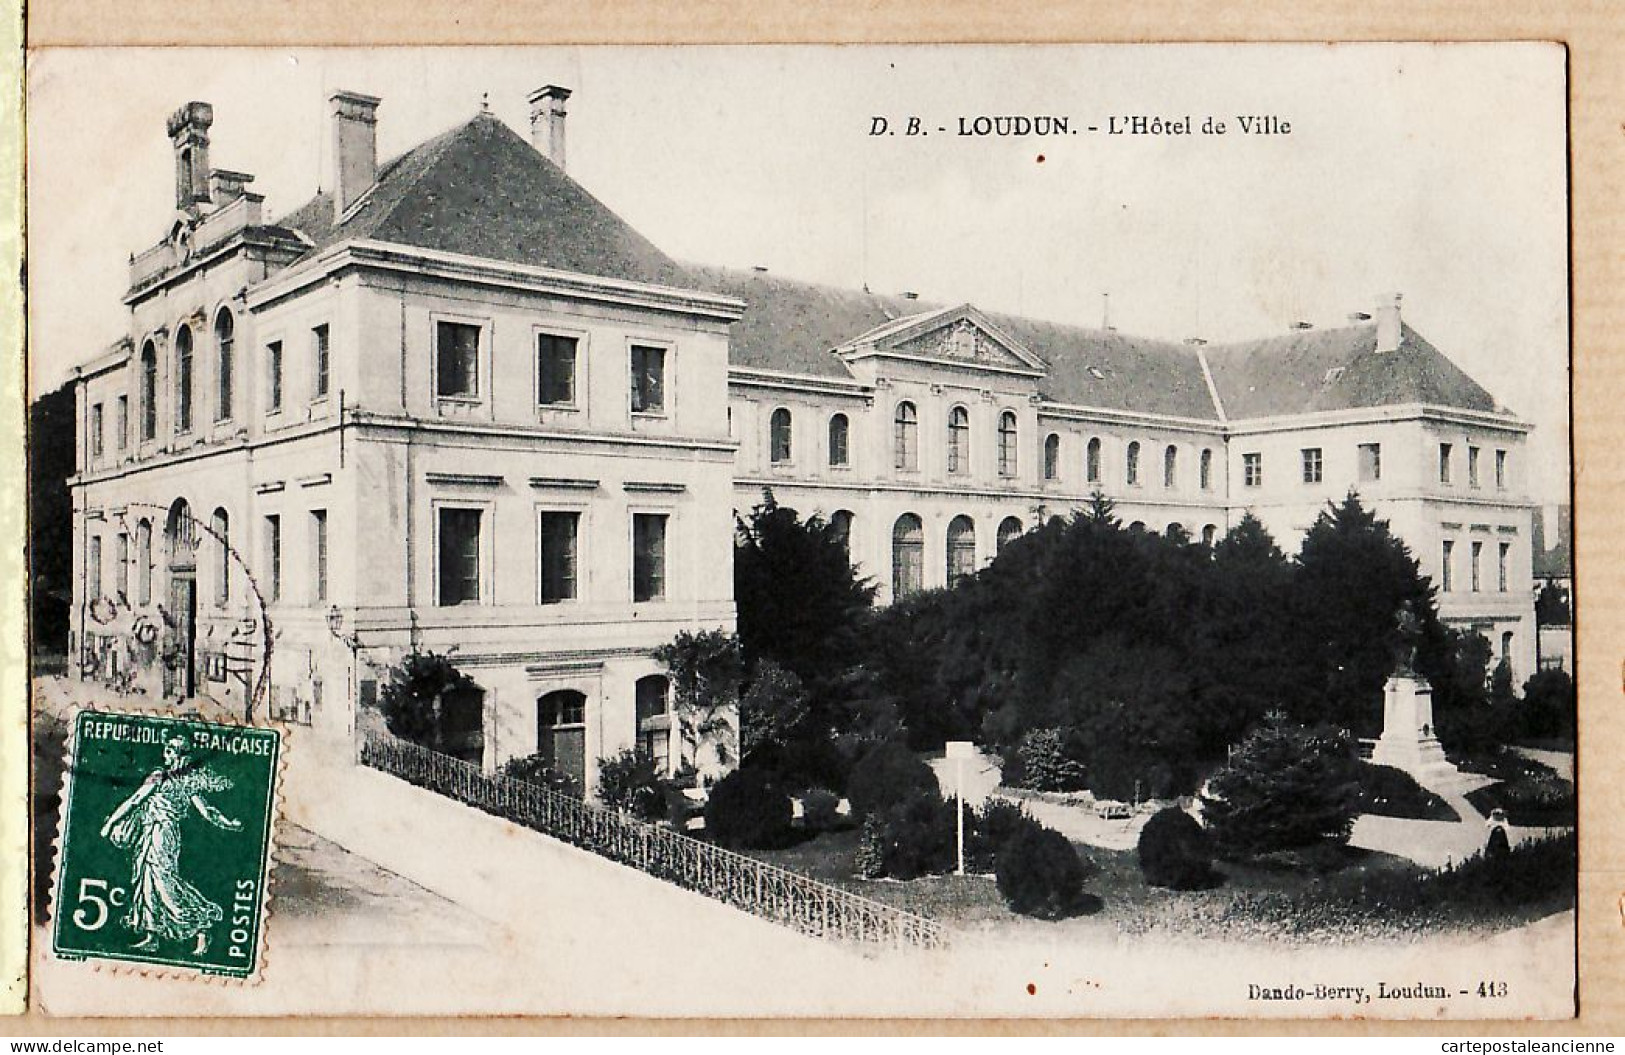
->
41, 703, 289, 987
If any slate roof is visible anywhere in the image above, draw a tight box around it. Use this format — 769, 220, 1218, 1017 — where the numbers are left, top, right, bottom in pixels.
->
276, 113, 691, 289
1201, 322, 1501, 421
269, 115, 1506, 424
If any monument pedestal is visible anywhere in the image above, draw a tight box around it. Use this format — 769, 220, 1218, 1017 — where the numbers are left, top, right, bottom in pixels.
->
1369, 675, 1461, 786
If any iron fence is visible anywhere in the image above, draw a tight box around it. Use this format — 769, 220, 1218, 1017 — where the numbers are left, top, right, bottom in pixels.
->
360, 730, 948, 950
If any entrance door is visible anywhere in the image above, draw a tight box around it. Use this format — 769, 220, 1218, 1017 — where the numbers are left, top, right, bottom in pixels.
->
166, 574, 197, 699
537, 690, 587, 789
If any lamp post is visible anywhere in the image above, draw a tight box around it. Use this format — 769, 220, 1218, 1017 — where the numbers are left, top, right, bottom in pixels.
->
944, 740, 975, 876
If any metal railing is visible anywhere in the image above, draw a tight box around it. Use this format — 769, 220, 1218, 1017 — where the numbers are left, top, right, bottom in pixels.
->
360, 730, 948, 950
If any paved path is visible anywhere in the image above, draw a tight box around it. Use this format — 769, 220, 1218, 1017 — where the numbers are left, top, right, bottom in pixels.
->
1512, 746, 1574, 782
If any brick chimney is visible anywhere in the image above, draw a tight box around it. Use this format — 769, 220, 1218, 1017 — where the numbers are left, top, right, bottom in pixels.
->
528, 85, 572, 169
329, 90, 381, 219
166, 101, 214, 211
1375, 293, 1403, 353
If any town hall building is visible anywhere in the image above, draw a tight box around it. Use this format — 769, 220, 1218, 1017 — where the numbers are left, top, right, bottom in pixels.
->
64, 86, 1538, 794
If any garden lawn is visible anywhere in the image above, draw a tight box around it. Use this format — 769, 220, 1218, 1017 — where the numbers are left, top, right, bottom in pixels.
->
739, 826, 1575, 945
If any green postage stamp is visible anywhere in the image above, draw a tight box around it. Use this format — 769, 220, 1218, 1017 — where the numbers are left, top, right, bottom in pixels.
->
51, 711, 282, 979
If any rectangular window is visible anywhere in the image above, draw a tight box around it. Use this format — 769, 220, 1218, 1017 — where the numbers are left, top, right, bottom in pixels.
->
437, 507, 483, 606
1441, 539, 1454, 593
1496, 449, 1507, 489
1301, 447, 1322, 484
537, 511, 579, 603
264, 515, 282, 602
1471, 540, 1483, 592
91, 403, 104, 459
636, 679, 671, 765
1358, 442, 1382, 482
115, 396, 128, 452
630, 345, 666, 414
1468, 446, 1481, 488
435, 321, 480, 399
1243, 452, 1262, 488
312, 324, 331, 400
87, 536, 102, 601
311, 509, 328, 604
537, 334, 578, 406
1439, 442, 1453, 484
267, 341, 284, 412
115, 533, 129, 600
1499, 542, 1510, 593
632, 513, 668, 602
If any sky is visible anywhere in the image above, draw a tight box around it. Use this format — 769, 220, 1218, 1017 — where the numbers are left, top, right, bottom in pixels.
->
25, 44, 1570, 500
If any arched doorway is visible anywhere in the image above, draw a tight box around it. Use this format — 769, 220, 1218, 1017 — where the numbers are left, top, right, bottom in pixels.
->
537, 690, 587, 788
163, 498, 198, 698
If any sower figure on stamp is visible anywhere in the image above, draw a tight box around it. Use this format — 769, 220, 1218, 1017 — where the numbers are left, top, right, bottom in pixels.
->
98, 734, 242, 954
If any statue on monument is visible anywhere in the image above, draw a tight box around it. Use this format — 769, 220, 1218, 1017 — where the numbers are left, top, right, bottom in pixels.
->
1390, 599, 1422, 678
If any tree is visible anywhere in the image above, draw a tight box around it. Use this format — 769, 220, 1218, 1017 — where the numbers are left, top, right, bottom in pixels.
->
1519, 668, 1574, 743
652, 629, 743, 780
734, 489, 877, 686
1287, 492, 1448, 734
738, 658, 811, 761
1200, 716, 1360, 860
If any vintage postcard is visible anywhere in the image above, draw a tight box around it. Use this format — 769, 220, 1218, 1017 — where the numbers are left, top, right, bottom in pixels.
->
24, 43, 1574, 1018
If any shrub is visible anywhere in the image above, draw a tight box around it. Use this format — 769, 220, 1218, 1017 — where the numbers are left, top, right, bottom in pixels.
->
1519, 668, 1575, 744
498, 753, 582, 800
1485, 824, 1511, 862
846, 740, 939, 819
1200, 718, 1359, 861
378, 651, 478, 749
1136, 807, 1215, 890
855, 816, 886, 879
799, 787, 842, 832
1009, 727, 1088, 792
858, 790, 956, 880
595, 748, 667, 821
995, 825, 1092, 919
1352, 763, 1456, 821
704, 767, 792, 849
967, 798, 1046, 873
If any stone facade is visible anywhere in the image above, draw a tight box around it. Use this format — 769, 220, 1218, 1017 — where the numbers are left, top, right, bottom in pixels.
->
66, 87, 1540, 793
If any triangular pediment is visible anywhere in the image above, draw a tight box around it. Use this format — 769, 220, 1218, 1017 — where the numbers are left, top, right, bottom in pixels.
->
834, 304, 1047, 376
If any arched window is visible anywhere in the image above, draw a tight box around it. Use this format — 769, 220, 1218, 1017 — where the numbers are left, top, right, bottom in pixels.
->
536, 689, 587, 787
946, 515, 977, 585
829, 509, 854, 560
998, 411, 1018, 477
1128, 520, 1146, 533
769, 407, 793, 464
1043, 433, 1061, 481
635, 674, 672, 770
174, 325, 194, 434
164, 498, 195, 568
136, 519, 153, 605
1126, 441, 1141, 486
1201, 524, 1218, 546
997, 516, 1023, 553
1086, 437, 1102, 484
1501, 631, 1514, 665
828, 413, 849, 467
214, 309, 235, 422
947, 406, 970, 475
1199, 448, 1213, 490
1164, 445, 1178, 488
140, 341, 158, 441
211, 507, 230, 607
1166, 523, 1187, 543
893, 402, 918, 472
891, 513, 924, 598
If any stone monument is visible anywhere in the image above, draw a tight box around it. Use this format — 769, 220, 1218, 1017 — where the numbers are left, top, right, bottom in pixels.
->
1369, 601, 1462, 786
